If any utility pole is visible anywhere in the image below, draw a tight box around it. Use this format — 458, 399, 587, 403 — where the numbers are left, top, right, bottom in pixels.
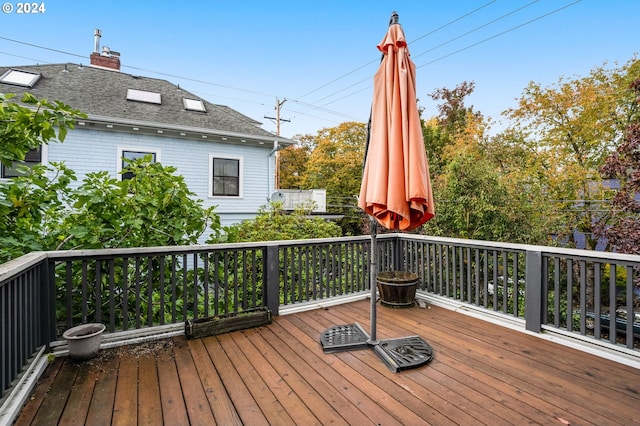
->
264, 98, 290, 189
264, 98, 290, 136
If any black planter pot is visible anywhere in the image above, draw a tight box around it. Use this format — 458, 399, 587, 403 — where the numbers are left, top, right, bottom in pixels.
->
376, 271, 418, 308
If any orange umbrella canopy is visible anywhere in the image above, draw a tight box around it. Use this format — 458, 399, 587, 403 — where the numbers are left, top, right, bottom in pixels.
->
358, 22, 435, 231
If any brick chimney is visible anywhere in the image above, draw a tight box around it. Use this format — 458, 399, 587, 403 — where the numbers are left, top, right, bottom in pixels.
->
89, 29, 121, 71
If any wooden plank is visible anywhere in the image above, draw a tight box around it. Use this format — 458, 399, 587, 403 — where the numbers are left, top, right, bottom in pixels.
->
111, 352, 138, 426
137, 355, 163, 425
215, 332, 296, 425
337, 300, 637, 425
58, 360, 98, 426
13, 356, 65, 426
30, 357, 78, 425
319, 304, 550, 424
274, 315, 428, 425
200, 335, 269, 426
84, 355, 118, 426
259, 324, 375, 425
288, 311, 470, 425
246, 326, 351, 426
338, 302, 592, 424
13, 300, 640, 426
230, 329, 322, 425
172, 338, 216, 424
378, 303, 638, 425
157, 349, 190, 426
187, 338, 243, 426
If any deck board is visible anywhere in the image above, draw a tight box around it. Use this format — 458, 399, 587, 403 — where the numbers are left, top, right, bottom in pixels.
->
13, 300, 640, 425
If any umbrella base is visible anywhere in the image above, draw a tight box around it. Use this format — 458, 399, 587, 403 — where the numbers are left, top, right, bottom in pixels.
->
320, 323, 371, 353
320, 324, 433, 372
373, 336, 433, 372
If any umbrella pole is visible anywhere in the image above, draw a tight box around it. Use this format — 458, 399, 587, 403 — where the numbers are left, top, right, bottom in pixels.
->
368, 216, 378, 344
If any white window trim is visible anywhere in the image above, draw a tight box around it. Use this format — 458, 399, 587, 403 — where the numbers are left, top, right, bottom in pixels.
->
209, 153, 243, 199
117, 146, 161, 180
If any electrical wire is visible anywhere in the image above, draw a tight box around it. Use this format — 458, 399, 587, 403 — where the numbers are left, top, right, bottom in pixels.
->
0, 0, 584, 134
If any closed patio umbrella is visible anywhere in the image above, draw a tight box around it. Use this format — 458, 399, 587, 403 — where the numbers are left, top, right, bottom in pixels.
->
321, 12, 434, 372
358, 15, 434, 231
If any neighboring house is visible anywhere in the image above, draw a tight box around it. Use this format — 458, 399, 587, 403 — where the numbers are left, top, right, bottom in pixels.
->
0, 38, 294, 234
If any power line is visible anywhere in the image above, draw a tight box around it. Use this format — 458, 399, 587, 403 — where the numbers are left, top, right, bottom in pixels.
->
0, 1, 585, 134
310, 0, 583, 110
296, 0, 498, 102
417, 0, 583, 69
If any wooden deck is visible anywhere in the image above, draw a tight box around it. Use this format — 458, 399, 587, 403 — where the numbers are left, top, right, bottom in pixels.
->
14, 300, 640, 425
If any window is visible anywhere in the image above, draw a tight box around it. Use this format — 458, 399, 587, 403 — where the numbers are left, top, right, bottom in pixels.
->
209, 155, 242, 197
183, 98, 206, 112
0, 69, 41, 87
117, 148, 160, 180
1, 147, 41, 178
126, 88, 161, 104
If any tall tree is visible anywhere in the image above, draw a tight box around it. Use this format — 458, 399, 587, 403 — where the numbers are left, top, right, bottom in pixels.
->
594, 78, 640, 254
301, 121, 366, 197
504, 58, 640, 249
279, 137, 312, 189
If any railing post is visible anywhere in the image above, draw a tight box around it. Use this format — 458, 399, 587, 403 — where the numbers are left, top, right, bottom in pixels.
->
264, 244, 280, 315
393, 235, 402, 271
525, 250, 543, 332
40, 258, 57, 349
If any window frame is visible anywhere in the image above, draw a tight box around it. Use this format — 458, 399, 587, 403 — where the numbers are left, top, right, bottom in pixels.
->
209, 154, 243, 198
0, 145, 47, 179
117, 146, 161, 181
0, 69, 41, 87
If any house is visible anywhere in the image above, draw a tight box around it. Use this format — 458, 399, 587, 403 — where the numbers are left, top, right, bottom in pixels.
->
0, 32, 295, 232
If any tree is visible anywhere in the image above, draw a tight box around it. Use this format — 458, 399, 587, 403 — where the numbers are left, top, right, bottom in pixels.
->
0, 93, 84, 168
594, 79, 640, 254
59, 156, 221, 250
0, 158, 222, 262
225, 202, 341, 243
301, 122, 367, 234
0, 162, 76, 260
504, 58, 640, 249
279, 140, 311, 189
301, 122, 366, 198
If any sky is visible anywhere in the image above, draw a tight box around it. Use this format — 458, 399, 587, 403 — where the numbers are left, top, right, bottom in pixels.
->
0, 0, 638, 139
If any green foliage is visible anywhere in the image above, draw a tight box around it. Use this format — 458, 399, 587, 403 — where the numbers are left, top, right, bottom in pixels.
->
226, 202, 342, 243
59, 156, 221, 250
0, 157, 221, 262
0, 162, 76, 259
0, 93, 85, 167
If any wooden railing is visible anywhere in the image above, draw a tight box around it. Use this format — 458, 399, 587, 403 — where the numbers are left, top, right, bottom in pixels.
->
2, 235, 639, 401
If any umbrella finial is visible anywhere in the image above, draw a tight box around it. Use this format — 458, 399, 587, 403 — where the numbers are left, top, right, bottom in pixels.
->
389, 11, 399, 26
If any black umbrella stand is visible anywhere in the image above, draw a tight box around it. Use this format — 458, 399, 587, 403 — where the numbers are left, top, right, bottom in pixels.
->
319, 218, 434, 372
320, 12, 433, 372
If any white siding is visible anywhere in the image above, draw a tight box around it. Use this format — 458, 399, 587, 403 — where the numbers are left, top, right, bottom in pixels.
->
45, 129, 275, 228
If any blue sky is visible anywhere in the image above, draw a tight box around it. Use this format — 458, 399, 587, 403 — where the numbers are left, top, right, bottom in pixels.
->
0, 0, 638, 139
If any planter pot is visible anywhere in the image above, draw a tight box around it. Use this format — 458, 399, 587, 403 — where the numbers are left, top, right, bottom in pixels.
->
62, 323, 106, 360
185, 307, 272, 339
377, 271, 418, 308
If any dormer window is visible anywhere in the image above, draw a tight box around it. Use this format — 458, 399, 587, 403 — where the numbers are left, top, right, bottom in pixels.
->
183, 98, 206, 112
0, 69, 41, 87
126, 88, 161, 104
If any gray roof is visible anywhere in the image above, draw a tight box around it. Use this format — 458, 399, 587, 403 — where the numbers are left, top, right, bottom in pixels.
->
0, 63, 292, 145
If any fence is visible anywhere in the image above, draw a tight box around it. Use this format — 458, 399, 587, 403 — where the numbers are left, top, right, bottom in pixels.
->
2, 234, 639, 400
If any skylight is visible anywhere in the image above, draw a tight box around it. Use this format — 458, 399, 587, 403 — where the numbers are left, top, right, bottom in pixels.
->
183, 98, 206, 112
0, 69, 41, 87
126, 88, 161, 104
